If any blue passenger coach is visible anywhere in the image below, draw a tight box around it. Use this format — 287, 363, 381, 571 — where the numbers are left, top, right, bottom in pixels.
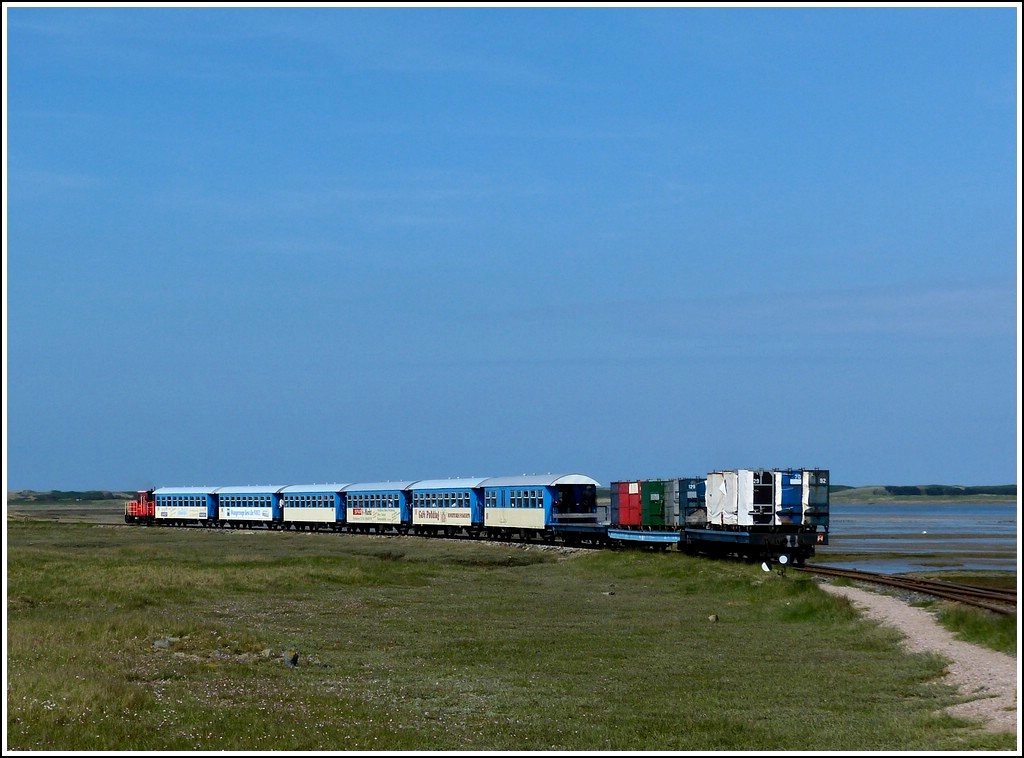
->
153, 486, 217, 526
216, 485, 286, 528
342, 481, 415, 533
409, 478, 487, 536
281, 483, 349, 530
481, 474, 602, 542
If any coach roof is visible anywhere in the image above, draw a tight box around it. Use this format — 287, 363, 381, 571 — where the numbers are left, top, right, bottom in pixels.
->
342, 481, 419, 492
280, 483, 351, 493
214, 485, 288, 494
153, 486, 216, 495
408, 477, 490, 490
481, 474, 601, 487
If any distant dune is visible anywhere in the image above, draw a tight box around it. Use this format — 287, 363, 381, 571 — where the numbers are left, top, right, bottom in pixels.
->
829, 484, 1016, 504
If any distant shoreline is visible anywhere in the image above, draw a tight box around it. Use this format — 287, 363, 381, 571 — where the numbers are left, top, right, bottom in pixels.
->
830, 485, 1016, 505
830, 494, 1017, 505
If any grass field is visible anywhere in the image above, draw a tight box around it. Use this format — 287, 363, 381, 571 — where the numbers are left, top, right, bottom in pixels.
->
4, 508, 1017, 752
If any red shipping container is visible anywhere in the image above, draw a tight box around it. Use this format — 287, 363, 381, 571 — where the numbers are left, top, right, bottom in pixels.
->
613, 481, 642, 527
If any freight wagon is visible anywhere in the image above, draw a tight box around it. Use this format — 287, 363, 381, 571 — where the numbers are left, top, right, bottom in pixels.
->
605, 468, 830, 564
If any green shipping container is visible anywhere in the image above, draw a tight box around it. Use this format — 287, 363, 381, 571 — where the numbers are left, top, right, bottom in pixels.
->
640, 480, 666, 527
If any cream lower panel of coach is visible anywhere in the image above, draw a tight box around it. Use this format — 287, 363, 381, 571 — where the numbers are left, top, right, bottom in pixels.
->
221, 506, 273, 521
484, 507, 545, 530
156, 506, 208, 520
413, 508, 473, 526
283, 507, 336, 523
347, 507, 402, 525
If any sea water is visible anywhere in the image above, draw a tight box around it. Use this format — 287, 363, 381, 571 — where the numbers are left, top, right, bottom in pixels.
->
814, 502, 1019, 574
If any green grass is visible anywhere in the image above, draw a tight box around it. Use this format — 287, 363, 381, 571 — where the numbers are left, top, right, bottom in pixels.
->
5, 519, 1018, 751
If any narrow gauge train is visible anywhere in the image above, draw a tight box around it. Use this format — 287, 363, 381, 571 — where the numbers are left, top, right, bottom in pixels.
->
124, 468, 830, 564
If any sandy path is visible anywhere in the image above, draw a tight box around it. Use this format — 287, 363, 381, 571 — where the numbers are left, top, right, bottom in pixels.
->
817, 582, 1019, 735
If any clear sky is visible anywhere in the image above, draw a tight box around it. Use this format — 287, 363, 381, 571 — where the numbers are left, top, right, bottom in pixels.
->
3, 4, 1020, 491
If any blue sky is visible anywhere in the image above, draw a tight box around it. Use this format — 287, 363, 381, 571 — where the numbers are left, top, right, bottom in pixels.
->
4, 4, 1020, 491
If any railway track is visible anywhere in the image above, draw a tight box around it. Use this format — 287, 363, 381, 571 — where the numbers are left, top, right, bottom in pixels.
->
798, 564, 1018, 615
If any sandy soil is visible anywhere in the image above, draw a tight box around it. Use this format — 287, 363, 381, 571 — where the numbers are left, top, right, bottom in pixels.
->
817, 582, 1019, 737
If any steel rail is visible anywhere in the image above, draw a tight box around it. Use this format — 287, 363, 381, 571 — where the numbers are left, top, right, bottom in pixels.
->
797, 565, 1017, 615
